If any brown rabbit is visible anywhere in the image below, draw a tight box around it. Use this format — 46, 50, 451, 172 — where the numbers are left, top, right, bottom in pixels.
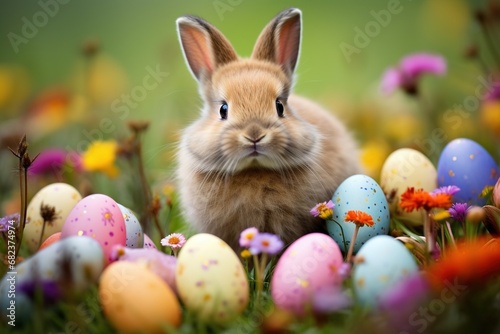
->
176, 8, 362, 250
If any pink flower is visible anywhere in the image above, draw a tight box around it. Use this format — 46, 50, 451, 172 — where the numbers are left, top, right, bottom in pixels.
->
161, 233, 186, 249
249, 233, 284, 255
239, 227, 259, 248
310, 200, 335, 220
381, 53, 446, 95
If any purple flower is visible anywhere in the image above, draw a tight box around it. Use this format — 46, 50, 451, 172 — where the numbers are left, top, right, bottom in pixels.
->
249, 233, 284, 255
0, 213, 20, 232
448, 202, 469, 223
378, 273, 430, 332
312, 285, 352, 314
485, 82, 500, 101
381, 53, 446, 95
29, 149, 82, 176
19, 279, 61, 304
239, 227, 259, 248
431, 185, 461, 196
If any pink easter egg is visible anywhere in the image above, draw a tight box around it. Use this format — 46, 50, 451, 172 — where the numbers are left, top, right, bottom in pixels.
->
143, 234, 157, 249
61, 194, 126, 264
271, 233, 344, 315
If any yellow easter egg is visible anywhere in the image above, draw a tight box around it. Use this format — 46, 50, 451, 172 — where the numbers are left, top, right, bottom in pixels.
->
176, 233, 249, 324
380, 148, 437, 226
99, 261, 181, 333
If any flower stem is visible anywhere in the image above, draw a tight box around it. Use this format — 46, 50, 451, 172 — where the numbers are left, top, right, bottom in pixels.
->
253, 255, 262, 300
346, 225, 360, 263
445, 221, 456, 248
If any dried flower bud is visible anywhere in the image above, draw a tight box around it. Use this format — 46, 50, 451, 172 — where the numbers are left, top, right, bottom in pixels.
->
482, 205, 500, 236
82, 38, 100, 57
127, 120, 150, 134
464, 44, 479, 59
493, 178, 500, 208
22, 152, 33, 169
466, 206, 486, 224
40, 202, 58, 226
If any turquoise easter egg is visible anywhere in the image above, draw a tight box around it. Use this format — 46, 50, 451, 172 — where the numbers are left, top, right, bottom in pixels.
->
327, 174, 390, 253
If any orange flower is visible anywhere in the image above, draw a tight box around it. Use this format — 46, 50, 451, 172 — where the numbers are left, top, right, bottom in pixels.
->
400, 187, 452, 212
344, 210, 374, 227
430, 193, 452, 210
426, 238, 500, 290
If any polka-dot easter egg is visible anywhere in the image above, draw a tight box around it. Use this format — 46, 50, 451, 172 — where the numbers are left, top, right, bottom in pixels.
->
61, 194, 126, 264
100, 261, 181, 333
437, 138, 499, 205
327, 174, 390, 254
176, 233, 249, 325
380, 148, 437, 226
24, 183, 82, 253
271, 233, 344, 315
353, 235, 418, 307
143, 234, 157, 249
117, 204, 143, 248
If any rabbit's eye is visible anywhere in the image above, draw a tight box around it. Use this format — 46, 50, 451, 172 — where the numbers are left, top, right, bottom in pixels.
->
219, 102, 228, 120
276, 99, 284, 117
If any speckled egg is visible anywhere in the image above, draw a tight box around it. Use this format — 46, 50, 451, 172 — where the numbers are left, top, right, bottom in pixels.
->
24, 183, 82, 253
0, 236, 104, 304
100, 261, 181, 333
143, 234, 157, 249
61, 194, 126, 264
270, 233, 344, 315
327, 174, 390, 253
176, 233, 249, 324
380, 148, 437, 226
353, 235, 418, 307
437, 138, 499, 205
117, 204, 143, 248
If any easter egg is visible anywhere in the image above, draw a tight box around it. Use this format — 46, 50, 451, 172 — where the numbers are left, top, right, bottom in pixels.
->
353, 235, 418, 307
0, 236, 104, 304
327, 174, 390, 253
100, 261, 181, 333
176, 233, 249, 324
39, 232, 61, 250
113, 247, 177, 293
24, 183, 82, 253
437, 138, 499, 205
380, 148, 437, 226
143, 234, 157, 249
270, 233, 344, 315
61, 194, 126, 264
117, 204, 143, 248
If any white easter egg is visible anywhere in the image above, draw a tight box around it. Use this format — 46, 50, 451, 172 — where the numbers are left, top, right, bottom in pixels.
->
117, 204, 143, 248
24, 183, 82, 253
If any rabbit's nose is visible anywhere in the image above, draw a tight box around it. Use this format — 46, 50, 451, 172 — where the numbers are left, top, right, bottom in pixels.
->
244, 134, 266, 144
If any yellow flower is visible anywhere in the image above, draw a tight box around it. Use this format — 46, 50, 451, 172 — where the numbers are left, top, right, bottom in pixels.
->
81, 140, 119, 177
240, 249, 252, 259
432, 209, 451, 221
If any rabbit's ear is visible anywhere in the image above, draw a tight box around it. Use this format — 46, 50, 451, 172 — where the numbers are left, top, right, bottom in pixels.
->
177, 16, 237, 81
252, 8, 302, 76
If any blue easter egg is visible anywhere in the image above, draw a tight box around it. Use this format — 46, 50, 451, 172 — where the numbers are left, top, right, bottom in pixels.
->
353, 235, 418, 307
437, 138, 499, 205
327, 174, 390, 253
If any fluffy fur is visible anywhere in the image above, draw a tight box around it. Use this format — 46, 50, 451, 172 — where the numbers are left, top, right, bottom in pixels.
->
176, 8, 362, 250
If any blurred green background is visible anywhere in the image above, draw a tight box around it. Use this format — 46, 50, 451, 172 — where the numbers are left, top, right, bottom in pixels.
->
0, 0, 496, 214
